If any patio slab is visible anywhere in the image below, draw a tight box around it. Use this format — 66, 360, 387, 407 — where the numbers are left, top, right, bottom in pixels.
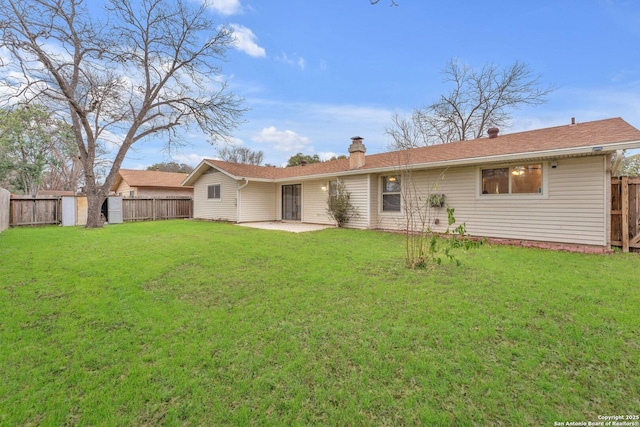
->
236, 221, 334, 233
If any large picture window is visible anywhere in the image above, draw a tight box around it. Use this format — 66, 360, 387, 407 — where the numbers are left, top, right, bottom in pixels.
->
481, 164, 542, 195
382, 175, 401, 212
207, 184, 221, 200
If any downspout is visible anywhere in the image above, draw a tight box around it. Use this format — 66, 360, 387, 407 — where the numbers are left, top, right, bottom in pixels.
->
236, 178, 249, 223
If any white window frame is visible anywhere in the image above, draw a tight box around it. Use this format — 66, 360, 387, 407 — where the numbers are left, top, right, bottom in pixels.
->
476, 162, 549, 200
207, 183, 221, 201
380, 174, 402, 214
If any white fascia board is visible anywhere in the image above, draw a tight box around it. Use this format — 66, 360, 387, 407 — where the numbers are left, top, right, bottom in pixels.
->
203, 161, 242, 181
181, 159, 211, 186
183, 160, 257, 185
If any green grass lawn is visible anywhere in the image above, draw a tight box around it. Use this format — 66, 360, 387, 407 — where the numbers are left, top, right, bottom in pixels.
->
1, 220, 639, 426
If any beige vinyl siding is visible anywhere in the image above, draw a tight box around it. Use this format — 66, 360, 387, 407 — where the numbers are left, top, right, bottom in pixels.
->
464, 156, 607, 245
239, 181, 277, 222
373, 156, 608, 246
375, 169, 449, 231
302, 180, 335, 225
115, 181, 133, 197
369, 173, 379, 228
192, 168, 238, 222
341, 175, 370, 229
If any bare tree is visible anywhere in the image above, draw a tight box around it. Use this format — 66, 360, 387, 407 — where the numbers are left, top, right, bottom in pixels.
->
370, 0, 398, 5
388, 59, 555, 149
40, 119, 84, 193
217, 146, 264, 165
0, 0, 244, 227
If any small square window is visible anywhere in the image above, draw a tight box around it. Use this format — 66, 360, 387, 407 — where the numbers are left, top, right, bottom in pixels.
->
207, 184, 221, 200
482, 168, 509, 194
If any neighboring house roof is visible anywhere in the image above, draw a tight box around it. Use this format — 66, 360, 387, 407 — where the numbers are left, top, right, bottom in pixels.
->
112, 169, 193, 191
183, 117, 640, 185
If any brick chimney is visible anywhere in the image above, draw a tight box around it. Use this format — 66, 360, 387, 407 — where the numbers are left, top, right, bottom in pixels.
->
348, 136, 366, 169
487, 127, 499, 139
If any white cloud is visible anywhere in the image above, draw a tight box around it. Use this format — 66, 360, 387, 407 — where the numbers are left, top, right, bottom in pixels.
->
207, 0, 242, 15
230, 24, 266, 58
275, 52, 306, 70
173, 153, 208, 166
318, 151, 338, 161
223, 136, 245, 146
252, 126, 312, 152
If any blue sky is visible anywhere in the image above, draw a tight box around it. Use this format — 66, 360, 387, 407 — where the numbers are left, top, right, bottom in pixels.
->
124, 0, 640, 169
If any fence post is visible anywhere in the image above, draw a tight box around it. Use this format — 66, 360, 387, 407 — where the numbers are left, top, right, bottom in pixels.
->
622, 176, 629, 253
0, 188, 9, 233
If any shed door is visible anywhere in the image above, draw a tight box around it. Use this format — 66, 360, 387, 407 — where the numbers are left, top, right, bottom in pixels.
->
282, 184, 301, 221
61, 197, 76, 226
107, 196, 123, 224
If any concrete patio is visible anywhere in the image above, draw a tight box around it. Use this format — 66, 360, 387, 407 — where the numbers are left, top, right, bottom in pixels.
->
236, 221, 334, 233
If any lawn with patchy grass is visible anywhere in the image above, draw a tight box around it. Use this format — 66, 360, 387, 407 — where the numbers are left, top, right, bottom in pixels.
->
1, 220, 639, 426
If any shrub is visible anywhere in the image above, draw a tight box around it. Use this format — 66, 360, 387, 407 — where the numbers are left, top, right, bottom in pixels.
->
327, 181, 358, 227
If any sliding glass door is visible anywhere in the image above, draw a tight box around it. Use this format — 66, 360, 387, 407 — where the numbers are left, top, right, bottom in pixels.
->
282, 184, 301, 221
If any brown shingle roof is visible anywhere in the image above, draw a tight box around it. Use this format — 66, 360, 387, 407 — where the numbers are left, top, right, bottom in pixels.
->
113, 169, 192, 190
193, 118, 640, 182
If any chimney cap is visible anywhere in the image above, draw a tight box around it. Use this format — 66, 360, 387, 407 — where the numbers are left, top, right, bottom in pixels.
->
351, 136, 363, 141
487, 127, 499, 138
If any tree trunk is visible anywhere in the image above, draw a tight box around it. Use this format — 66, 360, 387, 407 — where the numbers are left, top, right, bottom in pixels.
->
84, 181, 106, 228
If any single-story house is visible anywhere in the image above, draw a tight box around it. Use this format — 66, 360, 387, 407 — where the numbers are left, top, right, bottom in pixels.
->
111, 169, 193, 198
182, 117, 640, 251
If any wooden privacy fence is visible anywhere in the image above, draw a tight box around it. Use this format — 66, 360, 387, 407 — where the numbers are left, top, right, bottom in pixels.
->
8, 196, 192, 227
122, 197, 192, 222
611, 176, 640, 252
10, 196, 62, 226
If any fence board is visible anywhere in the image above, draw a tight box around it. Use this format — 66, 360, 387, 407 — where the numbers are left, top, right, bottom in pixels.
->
10, 196, 61, 226
122, 197, 192, 222
0, 188, 9, 233
611, 177, 640, 251
8, 195, 192, 227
